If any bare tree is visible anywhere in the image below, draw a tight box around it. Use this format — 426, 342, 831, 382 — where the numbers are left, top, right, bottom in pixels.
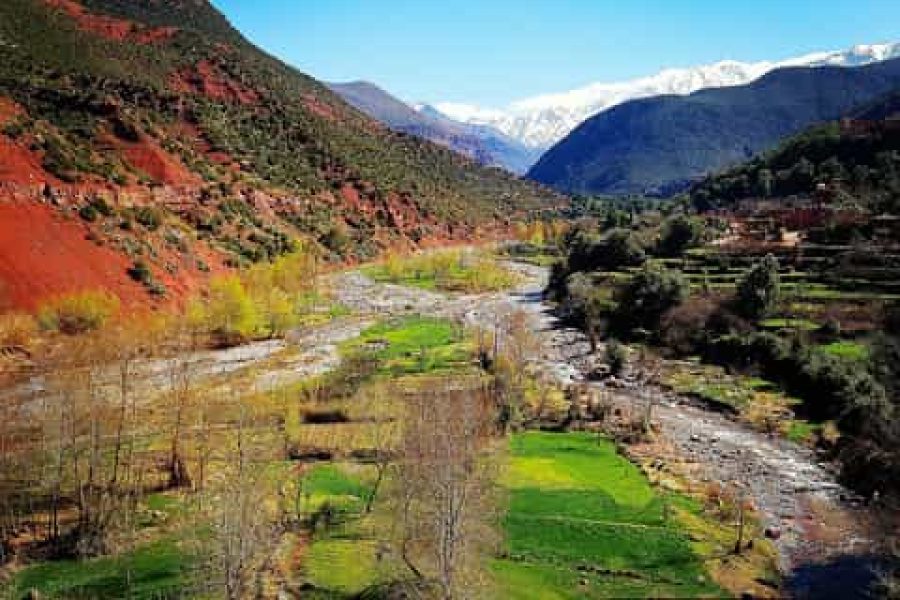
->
207, 396, 279, 600
163, 324, 197, 490
390, 381, 500, 598
481, 310, 536, 433
360, 382, 400, 514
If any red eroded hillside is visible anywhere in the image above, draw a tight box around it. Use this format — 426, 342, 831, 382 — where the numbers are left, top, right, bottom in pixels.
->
0, 99, 61, 186
44, 0, 178, 43
0, 0, 557, 314
171, 60, 260, 105
0, 137, 58, 186
115, 136, 203, 186
0, 201, 148, 311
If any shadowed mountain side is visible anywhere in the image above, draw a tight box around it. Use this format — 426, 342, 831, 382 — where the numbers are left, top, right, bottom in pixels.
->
529, 58, 900, 196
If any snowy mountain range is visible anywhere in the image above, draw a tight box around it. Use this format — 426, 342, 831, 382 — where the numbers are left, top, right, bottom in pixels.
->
424, 42, 900, 150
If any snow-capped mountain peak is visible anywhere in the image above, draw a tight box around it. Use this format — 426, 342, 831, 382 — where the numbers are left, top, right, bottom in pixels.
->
425, 41, 900, 150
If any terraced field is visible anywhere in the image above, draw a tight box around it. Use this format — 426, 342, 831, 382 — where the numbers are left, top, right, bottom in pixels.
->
494, 432, 729, 599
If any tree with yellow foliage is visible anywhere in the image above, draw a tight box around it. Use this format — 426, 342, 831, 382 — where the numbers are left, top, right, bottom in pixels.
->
207, 276, 259, 345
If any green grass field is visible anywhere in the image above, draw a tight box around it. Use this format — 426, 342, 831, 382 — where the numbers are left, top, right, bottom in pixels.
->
342, 316, 473, 377
8, 538, 192, 599
818, 340, 870, 362
494, 432, 724, 598
300, 463, 394, 598
759, 318, 821, 332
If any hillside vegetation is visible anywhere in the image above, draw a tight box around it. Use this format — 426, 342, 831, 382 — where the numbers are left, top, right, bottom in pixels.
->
528, 60, 900, 196
0, 0, 556, 308
691, 96, 900, 211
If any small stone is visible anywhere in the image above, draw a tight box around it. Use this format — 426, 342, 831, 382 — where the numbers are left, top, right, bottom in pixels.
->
764, 527, 781, 540
580, 578, 590, 586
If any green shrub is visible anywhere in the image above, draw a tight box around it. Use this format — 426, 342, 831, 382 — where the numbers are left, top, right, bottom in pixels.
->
567, 228, 646, 273
134, 206, 162, 231
127, 260, 152, 283
657, 214, 706, 257
321, 222, 351, 256
613, 263, 688, 335
735, 254, 781, 320
79, 204, 99, 222
1, 121, 24, 139
147, 280, 167, 297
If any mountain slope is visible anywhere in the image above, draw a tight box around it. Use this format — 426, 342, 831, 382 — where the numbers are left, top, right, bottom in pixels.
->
0, 0, 557, 309
329, 81, 539, 174
690, 92, 900, 211
528, 59, 900, 196
434, 42, 900, 149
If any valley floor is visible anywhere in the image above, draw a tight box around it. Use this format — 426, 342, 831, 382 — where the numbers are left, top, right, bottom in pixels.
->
329, 254, 883, 598
1, 250, 887, 598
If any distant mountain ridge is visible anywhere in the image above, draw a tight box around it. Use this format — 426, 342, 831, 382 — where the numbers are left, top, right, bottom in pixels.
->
527, 57, 900, 196
329, 81, 539, 174
431, 42, 900, 150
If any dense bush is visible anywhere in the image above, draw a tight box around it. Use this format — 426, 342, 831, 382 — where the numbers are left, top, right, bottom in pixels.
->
703, 331, 885, 424
561, 272, 614, 350
133, 207, 163, 231
660, 295, 736, 355
613, 263, 687, 336
78, 204, 99, 222
126, 260, 152, 284
735, 254, 780, 320
566, 228, 647, 273
656, 215, 706, 257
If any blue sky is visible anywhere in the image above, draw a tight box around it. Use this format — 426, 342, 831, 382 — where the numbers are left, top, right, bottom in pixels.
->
212, 0, 899, 107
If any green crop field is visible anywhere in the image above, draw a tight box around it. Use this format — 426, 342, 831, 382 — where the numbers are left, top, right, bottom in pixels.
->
818, 340, 870, 362
342, 316, 473, 377
8, 538, 192, 599
301, 463, 390, 597
493, 432, 725, 598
